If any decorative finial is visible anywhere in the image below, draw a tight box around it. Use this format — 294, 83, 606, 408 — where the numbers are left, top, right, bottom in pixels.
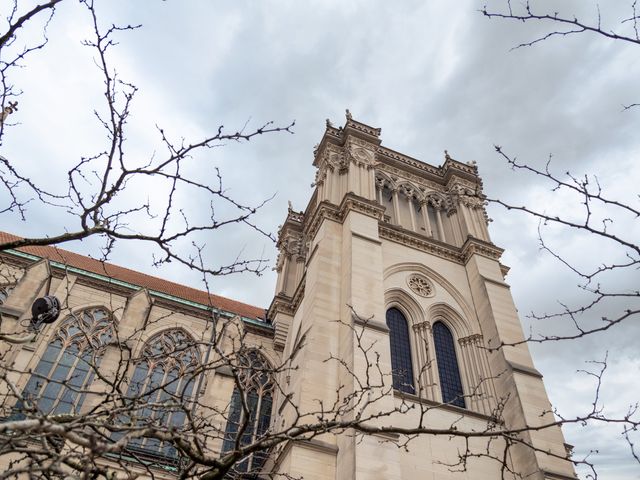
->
326, 118, 333, 127
345, 108, 352, 121
0, 101, 18, 125
287, 200, 293, 211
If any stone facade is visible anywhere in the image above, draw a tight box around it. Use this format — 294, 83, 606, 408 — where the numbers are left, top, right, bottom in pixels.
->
0, 114, 576, 479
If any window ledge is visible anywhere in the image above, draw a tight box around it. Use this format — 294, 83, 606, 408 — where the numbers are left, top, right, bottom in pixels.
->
393, 389, 499, 423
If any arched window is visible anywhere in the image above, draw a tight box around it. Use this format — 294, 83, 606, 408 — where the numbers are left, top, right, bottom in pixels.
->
18, 308, 114, 416
385, 308, 415, 394
222, 350, 274, 475
433, 321, 465, 408
124, 329, 200, 463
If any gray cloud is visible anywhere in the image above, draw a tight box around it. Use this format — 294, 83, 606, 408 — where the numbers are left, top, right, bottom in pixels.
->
1, 1, 638, 477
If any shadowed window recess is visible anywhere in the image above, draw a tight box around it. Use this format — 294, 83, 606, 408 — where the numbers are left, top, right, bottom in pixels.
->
386, 307, 415, 394
433, 321, 465, 408
16, 308, 114, 416
119, 329, 200, 465
222, 350, 274, 477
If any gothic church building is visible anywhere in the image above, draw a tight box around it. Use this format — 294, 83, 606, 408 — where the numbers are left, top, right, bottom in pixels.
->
0, 115, 575, 479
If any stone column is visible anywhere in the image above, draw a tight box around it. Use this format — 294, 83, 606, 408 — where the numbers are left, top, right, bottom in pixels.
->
435, 209, 446, 242
420, 201, 432, 238
407, 196, 416, 232
413, 321, 436, 400
392, 189, 400, 225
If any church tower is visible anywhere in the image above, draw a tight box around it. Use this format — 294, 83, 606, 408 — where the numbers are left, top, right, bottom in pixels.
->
267, 113, 575, 479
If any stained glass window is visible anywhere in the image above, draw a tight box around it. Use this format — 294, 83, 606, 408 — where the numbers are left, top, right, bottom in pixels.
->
122, 329, 200, 464
433, 322, 465, 408
18, 308, 113, 416
386, 308, 415, 394
222, 351, 274, 477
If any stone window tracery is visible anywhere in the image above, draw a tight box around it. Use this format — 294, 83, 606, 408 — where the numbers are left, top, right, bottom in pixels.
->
17, 308, 114, 416
123, 329, 200, 463
222, 350, 274, 476
407, 274, 434, 298
384, 298, 495, 413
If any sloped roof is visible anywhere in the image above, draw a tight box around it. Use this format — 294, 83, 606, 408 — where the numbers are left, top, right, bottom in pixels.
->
0, 231, 266, 321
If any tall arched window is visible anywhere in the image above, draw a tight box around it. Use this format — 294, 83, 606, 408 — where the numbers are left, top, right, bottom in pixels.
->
124, 329, 200, 463
433, 321, 465, 408
18, 308, 114, 416
385, 308, 415, 394
222, 350, 274, 475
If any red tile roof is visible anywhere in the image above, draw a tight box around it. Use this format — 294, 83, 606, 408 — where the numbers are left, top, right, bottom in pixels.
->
0, 231, 266, 321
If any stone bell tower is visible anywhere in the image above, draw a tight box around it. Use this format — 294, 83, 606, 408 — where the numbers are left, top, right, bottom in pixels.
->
267, 112, 575, 480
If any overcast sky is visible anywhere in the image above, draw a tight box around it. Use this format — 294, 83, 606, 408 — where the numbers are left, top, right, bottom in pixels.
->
2, 1, 639, 478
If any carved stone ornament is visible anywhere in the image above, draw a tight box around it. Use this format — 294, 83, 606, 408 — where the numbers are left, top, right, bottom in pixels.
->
348, 146, 375, 167
407, 274, 435, 298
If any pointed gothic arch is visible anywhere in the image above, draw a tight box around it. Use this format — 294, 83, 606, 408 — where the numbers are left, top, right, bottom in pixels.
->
222, 350, 274, 476
427, 303, 473, 339
384, 262, 480, 329
17, 307, 115, 416
123, 328, 201, 463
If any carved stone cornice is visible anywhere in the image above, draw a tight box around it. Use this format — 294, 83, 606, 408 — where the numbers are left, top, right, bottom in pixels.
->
442, 157, 481, 184
303, 201, 342, 243
267, 276, 306, 321
267, 293, 296, 318
344, 117, 382, 141
499, 264, 510, 277
376, 146, 442, 179
242, 319, 275, 338
412, 320, 431, 333
375, 162, 444, 192
378, 223, 464, 264
461, 237, 504, 263
304, 193, 385, 243
341, 193, 385, 220
459, 333, 483, 347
